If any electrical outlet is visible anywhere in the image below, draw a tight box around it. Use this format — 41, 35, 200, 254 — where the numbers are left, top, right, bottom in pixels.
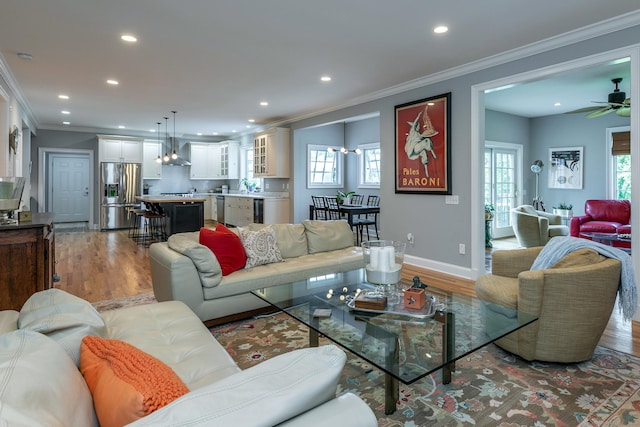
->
265, 183, 270, 189
458, 243, 465, 255
407, 233, 414, 245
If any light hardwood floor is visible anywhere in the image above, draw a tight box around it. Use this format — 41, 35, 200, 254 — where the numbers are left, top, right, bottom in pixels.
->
53, 223, 640, 357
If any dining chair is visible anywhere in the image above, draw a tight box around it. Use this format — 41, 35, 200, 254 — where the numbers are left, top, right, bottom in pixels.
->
325, 196, 344, 220
350, 194, 364, 205
311, 195, 329, 220
358, 195, 380, 241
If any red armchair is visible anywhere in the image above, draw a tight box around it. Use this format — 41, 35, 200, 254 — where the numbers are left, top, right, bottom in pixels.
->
570, 199, 631, 248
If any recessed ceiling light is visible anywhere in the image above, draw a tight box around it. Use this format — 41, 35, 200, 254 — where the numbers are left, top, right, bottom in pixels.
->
320, 75, 332, 82
433, 25, 448, 34
118, 125, 126, 129
197, 132, 203, 136
248, 119, 255, 123
149, 129, 156, 132
554, 102, 561, 107
121, 34, 137, 43
17, 52, 33, 60
62, 121, 70, 125
212, 132, 219, 136
259, 101, 269, 107
58, 94, 69, 100
61, 110, 70, 115
106, 79, 119, 86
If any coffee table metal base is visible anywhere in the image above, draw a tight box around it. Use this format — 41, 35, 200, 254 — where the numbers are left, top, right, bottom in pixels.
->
310, 308, 455, 414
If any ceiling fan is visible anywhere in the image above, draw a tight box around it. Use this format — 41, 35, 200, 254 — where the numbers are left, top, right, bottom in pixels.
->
565, 77, 631, 118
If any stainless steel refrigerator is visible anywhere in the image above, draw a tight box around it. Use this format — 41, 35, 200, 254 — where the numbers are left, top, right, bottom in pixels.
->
100, 162, 142, 230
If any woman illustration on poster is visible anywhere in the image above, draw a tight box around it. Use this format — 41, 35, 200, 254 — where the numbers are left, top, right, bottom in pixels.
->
404, 105, 438, 178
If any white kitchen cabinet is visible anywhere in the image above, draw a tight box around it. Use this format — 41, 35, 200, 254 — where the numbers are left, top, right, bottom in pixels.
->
263, 198, 290, 224
225, 196, 253, 227
189, 143, 212, 179
202, 195, 217, 221
253, 128, 290, 178
189, 141, 239, 179
98, 135, 143, 163
143, 141, 162, 179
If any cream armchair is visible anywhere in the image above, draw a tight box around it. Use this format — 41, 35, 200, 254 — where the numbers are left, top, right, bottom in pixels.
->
476, 247, 621, 363
511, 205, 568, 247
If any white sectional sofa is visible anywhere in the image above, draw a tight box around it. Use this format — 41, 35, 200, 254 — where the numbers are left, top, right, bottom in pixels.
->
149, 220, 365, 324
0, 289, 377, 426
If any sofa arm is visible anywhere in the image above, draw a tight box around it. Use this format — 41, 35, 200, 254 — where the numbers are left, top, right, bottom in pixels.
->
570, 215, 591, 236
149, 242, 214, 315
128, 345, 351, 427
278, 393, 377, 427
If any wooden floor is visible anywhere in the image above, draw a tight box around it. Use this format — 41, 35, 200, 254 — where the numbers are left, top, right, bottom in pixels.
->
53, 223, 640, 357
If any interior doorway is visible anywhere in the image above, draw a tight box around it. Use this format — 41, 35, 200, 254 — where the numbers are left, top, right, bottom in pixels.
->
484, 142, 522, 239
48, 153, 90, 223
38, 148, 95, 227
472, 46, 639, 280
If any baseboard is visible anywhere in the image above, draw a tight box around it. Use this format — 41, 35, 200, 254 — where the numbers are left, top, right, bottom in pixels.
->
401, 263, 476, 297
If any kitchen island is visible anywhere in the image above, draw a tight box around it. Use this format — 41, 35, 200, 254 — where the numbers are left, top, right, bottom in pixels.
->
218, 193, 290, 227
136, 195, 205, 236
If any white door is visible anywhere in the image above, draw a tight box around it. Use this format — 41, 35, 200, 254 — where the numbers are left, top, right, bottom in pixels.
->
485, 144, 521, 239
49, 154, 90, 222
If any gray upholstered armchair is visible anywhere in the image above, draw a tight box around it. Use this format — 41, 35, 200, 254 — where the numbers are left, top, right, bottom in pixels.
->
476, 246, 621, 363
510, 205, 568, 247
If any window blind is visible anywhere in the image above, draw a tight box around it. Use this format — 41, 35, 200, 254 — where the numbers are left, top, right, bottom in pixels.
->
611, 131, 630, 156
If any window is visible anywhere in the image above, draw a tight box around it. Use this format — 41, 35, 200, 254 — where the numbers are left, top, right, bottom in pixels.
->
307, 144, 342, 188
242, 145, 261, 189
608, 127, 631, 200
358, 143, 380, 188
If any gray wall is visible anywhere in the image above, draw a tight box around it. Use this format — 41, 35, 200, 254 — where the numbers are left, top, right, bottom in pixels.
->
531, 113, 630, 215
288, 24, 640, 273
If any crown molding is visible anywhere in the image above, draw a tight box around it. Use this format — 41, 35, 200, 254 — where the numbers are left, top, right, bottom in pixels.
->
278, 10, 640, 127
0, 54, 39, 130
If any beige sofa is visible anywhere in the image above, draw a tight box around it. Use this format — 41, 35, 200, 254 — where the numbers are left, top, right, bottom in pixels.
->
149, 220, 365, 324
0, 289, 377, 426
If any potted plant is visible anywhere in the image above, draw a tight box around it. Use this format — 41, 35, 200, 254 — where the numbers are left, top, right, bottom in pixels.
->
484, 204, 495, 220
240, 178, 256, 193
552, 203, 573, 218
336, 191, 355, 205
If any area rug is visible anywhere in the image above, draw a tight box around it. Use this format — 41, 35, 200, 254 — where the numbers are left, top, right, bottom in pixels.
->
91, 292, 156, 312
211, 312, 640, 427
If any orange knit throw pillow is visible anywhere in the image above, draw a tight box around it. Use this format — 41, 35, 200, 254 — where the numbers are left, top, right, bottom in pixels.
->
80, 335, 189, 427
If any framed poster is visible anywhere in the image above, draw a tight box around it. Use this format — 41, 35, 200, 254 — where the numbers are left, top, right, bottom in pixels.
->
395, 92, 451, 194
548, 146, 583, 189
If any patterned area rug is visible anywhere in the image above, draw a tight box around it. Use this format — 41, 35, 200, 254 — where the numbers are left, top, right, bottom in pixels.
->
211, 312, 640, 427
91, 292, 156, 312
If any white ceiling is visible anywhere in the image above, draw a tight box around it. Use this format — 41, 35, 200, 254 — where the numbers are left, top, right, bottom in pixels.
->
0, 0, 638, 138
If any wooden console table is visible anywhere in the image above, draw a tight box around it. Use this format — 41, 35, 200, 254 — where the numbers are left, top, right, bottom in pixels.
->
0, 213, 56, 310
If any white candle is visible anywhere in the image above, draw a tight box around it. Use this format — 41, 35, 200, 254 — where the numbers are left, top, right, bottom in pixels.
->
369, 246, 380, 270
387, 246, 396, 270
379, 246, 390, 272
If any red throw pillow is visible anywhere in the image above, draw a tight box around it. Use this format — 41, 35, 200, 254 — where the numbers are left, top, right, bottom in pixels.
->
199, 225, 247, 275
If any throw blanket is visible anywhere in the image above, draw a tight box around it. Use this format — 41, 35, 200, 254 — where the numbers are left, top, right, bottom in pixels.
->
531, 236, 637, 321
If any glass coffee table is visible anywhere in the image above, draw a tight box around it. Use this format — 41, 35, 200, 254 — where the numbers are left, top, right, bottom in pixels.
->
252, 268, 537, 414
580, 232, 631, 254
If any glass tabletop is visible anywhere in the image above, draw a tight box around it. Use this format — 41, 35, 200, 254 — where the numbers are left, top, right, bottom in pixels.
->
252, 268, 538, 385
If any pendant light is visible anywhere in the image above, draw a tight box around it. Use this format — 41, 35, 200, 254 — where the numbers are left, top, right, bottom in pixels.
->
163, 117, 170, 162
155, 122, 162, 163
171, 110, 178, 160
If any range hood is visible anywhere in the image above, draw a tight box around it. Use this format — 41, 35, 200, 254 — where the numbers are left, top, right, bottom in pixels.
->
164, 137, 191, 166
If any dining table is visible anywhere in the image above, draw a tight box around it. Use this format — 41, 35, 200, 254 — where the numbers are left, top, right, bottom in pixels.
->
309, 203, 380, 244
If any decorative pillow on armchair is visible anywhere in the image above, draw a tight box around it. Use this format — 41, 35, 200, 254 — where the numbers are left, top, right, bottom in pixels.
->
238, 225, 283, 268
